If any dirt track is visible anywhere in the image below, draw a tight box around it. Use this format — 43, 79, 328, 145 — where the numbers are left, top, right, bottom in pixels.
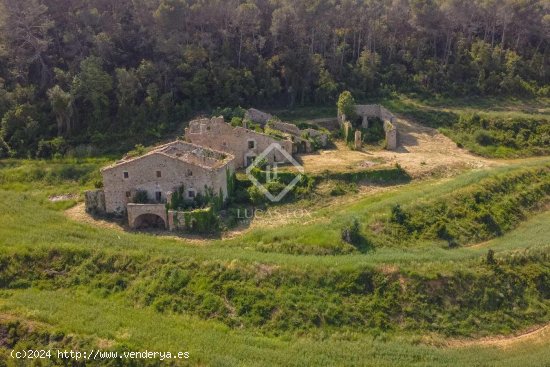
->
445, 323, 550, 349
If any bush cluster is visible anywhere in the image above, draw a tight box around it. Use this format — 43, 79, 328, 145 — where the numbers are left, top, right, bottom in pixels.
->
1, 249, 549, 337
376, 166, 550, 247
445, 114, 550, 158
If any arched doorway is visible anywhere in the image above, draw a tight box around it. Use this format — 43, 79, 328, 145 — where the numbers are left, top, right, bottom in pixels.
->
133, 213, 166, 230
297, 140, 307, 153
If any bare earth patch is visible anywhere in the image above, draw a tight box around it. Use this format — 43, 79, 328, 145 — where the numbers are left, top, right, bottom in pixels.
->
298, 117, 497, 178
49, 193, 78, 202
65, 203, 123, 231
374, 117, 496, 178
296, 141, 379, 174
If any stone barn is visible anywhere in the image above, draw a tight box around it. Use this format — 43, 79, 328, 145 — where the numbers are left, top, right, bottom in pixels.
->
87, 140, 235, 229
185, 117, 294, 168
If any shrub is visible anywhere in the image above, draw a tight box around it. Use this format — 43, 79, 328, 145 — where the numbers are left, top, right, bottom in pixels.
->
337, 91, 356, 121
133, 190, 149, 204
475, 131, 494, 146
36, 137, 67, 158
486, 249, 497, 265
341, 218, 361, 245
230, 117, 243, 127
390, 204, 408, 226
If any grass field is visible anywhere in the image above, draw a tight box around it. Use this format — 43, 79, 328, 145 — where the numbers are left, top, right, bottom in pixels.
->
1, 98, 550, 366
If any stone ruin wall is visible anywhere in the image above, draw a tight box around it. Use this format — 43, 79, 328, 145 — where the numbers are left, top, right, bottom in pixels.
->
244, 108, 273, 126
354, 104, 398, 150
267, 120, 301, 135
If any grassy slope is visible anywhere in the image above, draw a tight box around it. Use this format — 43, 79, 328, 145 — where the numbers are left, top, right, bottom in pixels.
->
0, 160, 549, 365
2, 288, 550, 367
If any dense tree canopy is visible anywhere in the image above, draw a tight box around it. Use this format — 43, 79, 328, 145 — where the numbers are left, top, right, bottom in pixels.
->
0, 0, 548, 157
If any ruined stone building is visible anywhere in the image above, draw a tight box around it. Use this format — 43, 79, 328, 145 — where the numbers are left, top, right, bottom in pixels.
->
185, 117, 294, 168
186, 116, 330, 165
86, 140, 235, 229
266, 120, 328, 153
338, 104, 399, 150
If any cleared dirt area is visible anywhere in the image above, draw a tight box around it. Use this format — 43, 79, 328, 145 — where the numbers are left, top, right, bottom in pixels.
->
299, 116, 496, 178
65, 203, 123, 231
295, 141, 381, 174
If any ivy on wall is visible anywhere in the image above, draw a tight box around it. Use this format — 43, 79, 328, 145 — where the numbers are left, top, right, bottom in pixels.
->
172, 207, 220, 234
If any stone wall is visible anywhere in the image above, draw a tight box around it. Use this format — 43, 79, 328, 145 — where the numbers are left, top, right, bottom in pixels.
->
85, 189, 106, 214
303, 128, 329, 147
354, 130, 362, 149
341, 120, 353, 143
267, 120, 301, 135
244, 108, 272, 126
185, 117, 294, 168
384, 121, 398, 150
267, 120, 329, 151
101, 150, 233, 215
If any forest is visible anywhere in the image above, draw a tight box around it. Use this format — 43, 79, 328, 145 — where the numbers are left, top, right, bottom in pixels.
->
0, 0, 548, 158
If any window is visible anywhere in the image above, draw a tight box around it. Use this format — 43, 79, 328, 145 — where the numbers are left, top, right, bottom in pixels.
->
246, 155, 256, 167
156, 170, 162, 178
155, 191, 162, 202
123, 171, 129, 179
188, 190, 196, 198
126, 191, 131, 198
186, 169, 193, 177
247, 139, 255, 149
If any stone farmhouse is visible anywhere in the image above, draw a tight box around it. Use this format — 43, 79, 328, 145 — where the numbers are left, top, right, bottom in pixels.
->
86, 140, 234, 229
86, 110, 332, 231
185, 116, 294, 168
